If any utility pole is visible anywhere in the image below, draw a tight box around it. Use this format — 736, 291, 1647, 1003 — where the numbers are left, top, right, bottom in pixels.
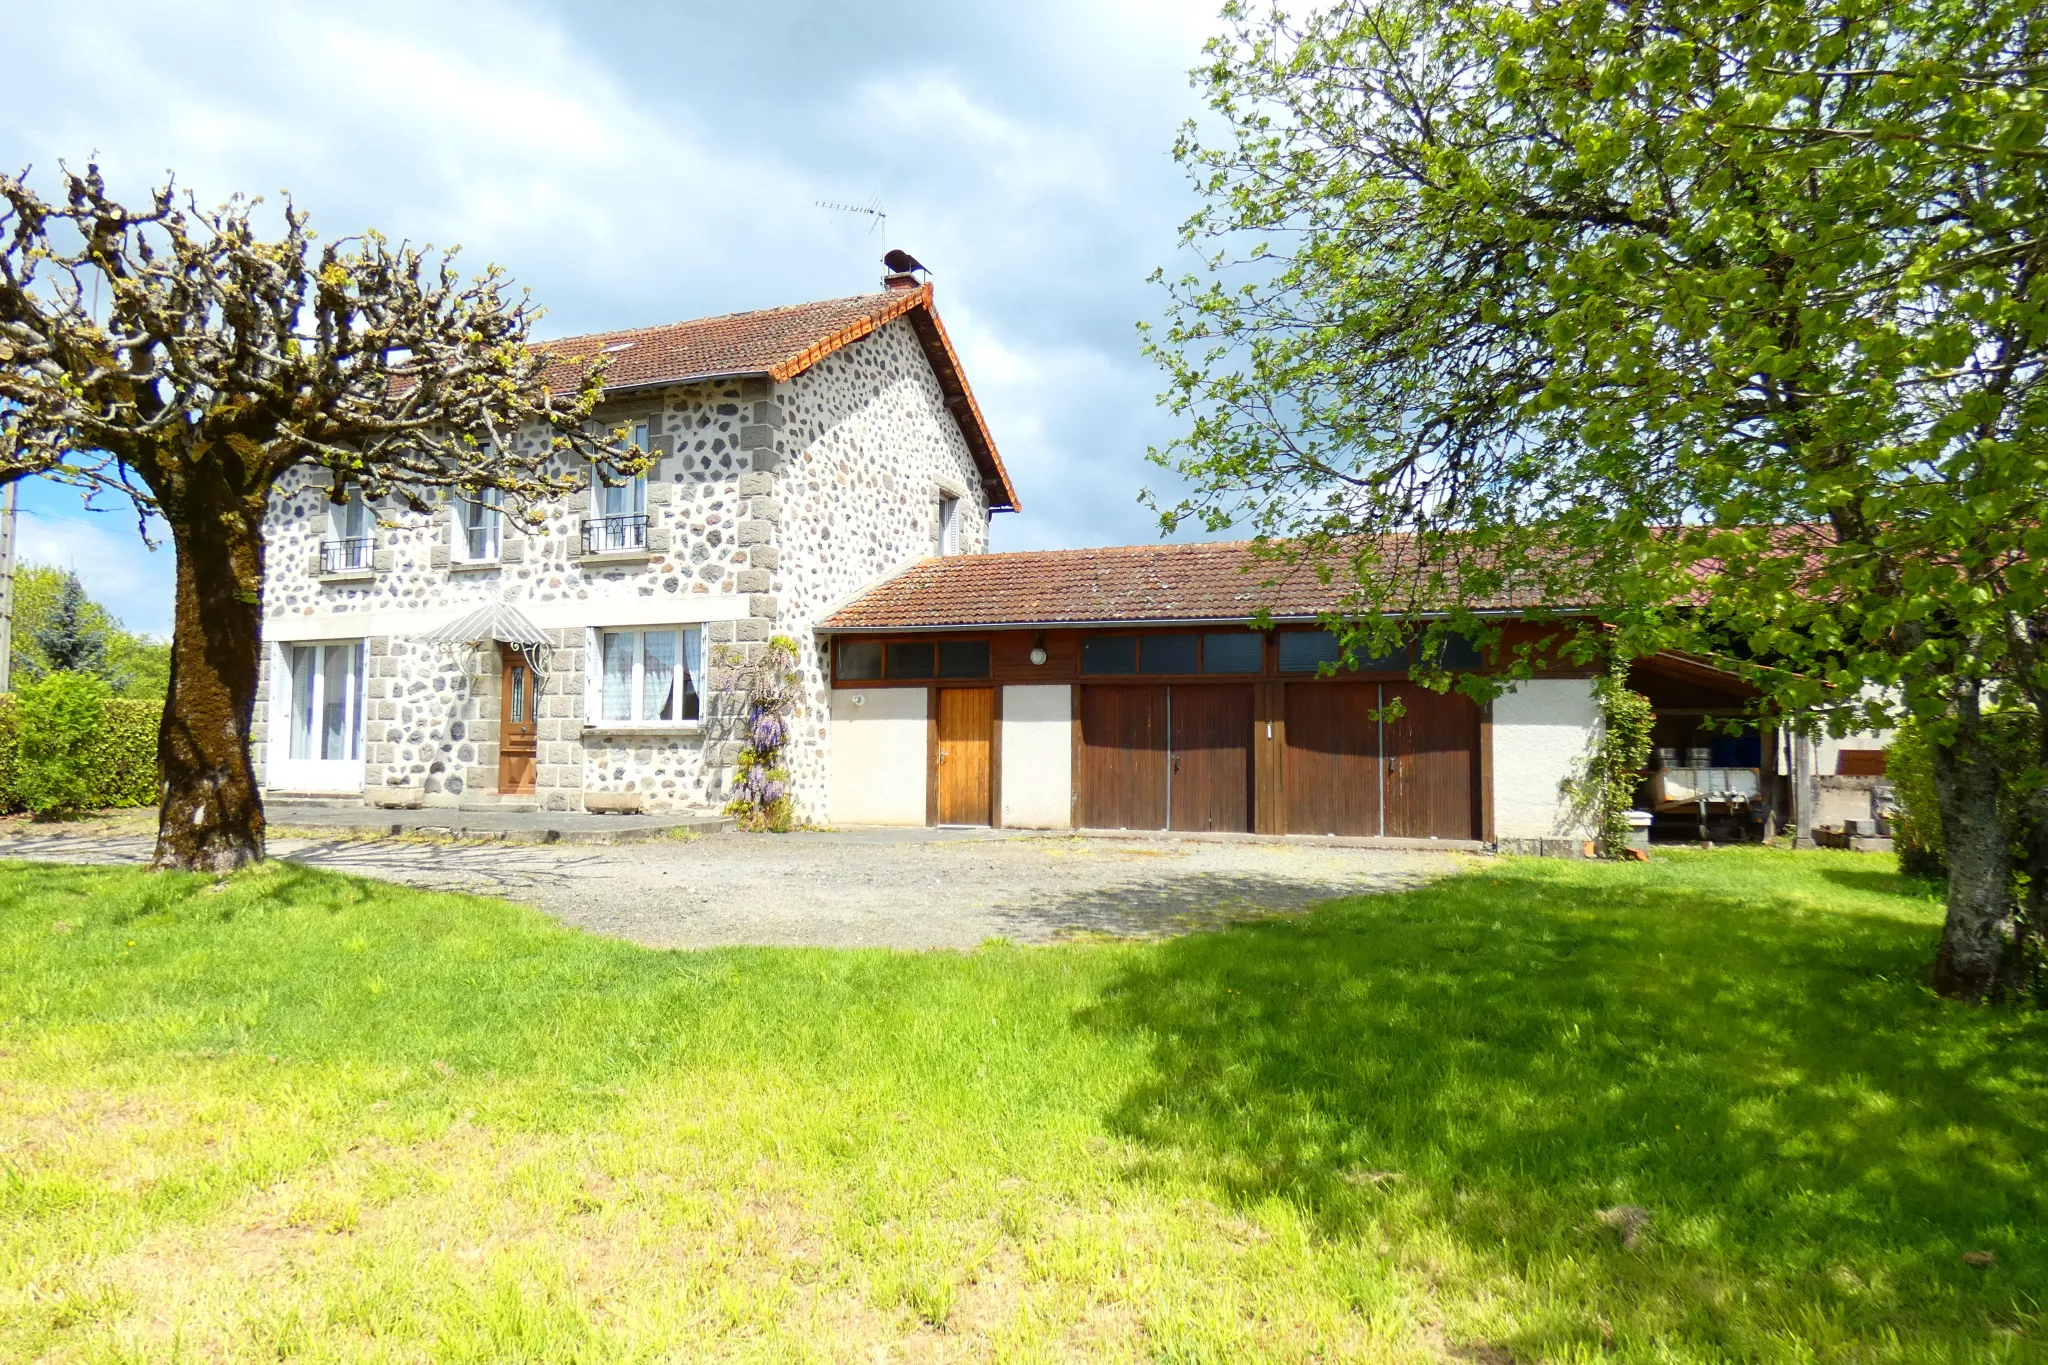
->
0, 481, 15, 693
1792, 727, 1815, 849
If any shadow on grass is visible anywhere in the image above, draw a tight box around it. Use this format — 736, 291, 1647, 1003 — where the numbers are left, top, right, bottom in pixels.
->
1082, 855, 2048, 1352
1818, 865, 1944, 900
988, 871, 1420, 941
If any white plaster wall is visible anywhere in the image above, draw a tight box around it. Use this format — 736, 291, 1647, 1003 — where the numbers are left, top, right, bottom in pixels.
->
829, 687, 928, 826
1001, 685, 1072, 829
1492, 679, 1600, 839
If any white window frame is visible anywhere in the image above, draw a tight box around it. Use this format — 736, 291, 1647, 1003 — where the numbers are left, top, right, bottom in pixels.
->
324, 492, 373, 572
939, 495, 961, 555
267, 639, 367, 792
586, 421, 649, 552
455, 487, 502, 563
331, 491, 369, 541
583, 625, 703, 729
591, 419, 650, 516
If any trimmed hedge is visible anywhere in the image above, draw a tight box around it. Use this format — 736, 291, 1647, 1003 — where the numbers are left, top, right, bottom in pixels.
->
0, 692, 160, 813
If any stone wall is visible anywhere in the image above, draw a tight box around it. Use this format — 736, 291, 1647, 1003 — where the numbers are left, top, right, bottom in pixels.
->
761, 318, 991, 818
256, 316, 997, 816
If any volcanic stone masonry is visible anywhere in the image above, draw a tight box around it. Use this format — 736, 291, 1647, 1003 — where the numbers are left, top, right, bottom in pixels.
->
253, 316, 990, 816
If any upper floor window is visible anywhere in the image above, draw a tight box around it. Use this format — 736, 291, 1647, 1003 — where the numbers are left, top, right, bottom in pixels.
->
939, 495, 961, 555
457, 487, 501, 562
587, 440, 648, 552
322, 492, 372, 572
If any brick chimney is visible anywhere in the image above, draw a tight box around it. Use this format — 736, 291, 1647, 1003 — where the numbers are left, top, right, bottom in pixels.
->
882, 271, 921, 291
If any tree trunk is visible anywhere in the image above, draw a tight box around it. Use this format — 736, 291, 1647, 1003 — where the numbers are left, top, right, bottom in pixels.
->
2020, 691, 2048, 1003
1930, 681, 2014, 1000
152, 508, 267, 871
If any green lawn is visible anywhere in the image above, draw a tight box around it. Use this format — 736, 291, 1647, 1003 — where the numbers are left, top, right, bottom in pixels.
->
0, 849, 2042, 1363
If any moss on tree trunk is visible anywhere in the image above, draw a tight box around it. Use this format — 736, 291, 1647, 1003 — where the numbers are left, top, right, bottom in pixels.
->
151, 510, 266, 872
1930, 685, 2017, 1001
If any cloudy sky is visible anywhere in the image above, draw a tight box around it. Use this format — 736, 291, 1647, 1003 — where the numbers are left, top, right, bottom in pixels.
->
3, 0, 1227, 636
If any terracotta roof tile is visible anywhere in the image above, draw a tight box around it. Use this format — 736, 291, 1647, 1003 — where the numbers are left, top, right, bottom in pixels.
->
540, 290, 920, 390
540, 284, 1019, 510
820, 541, 1558, 630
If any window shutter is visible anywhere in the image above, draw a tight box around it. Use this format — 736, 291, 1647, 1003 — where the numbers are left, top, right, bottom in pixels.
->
582, 628, 601, 724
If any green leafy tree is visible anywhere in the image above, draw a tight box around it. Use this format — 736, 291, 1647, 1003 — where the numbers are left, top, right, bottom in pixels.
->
31, 570, 113, 681
1150, 0, 2048, 1000
11, 565, 170, 698
0, 164, 641, 870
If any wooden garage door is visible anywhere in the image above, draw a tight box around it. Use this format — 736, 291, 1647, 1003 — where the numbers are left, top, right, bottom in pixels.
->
1169, 685, 1253, 832
1079, 685, 1167, 829
1384, 683, 1481, 839
1284, 682, 1382, 836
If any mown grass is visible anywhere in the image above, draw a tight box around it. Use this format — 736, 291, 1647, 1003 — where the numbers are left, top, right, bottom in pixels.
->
0, 849, 2041, 1362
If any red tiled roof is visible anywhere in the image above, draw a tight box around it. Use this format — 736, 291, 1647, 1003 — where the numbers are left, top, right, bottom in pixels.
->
541, 284, 1019, 510
820, 541, 1562, 630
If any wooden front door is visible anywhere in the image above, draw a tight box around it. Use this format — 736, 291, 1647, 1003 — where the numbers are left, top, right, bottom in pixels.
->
935, 687, 994, 825
1284, 681, 1383, 836
498, 646, 538, 795
1168, 685, 1253, 832
1383, 683, 1480, 839
1078, 685, 1168, 830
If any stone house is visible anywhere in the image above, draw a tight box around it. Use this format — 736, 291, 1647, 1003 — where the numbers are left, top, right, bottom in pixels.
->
253, 273, 1020, 816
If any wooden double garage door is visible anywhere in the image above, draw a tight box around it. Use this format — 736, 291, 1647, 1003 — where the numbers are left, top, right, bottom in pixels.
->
1078, 682, 1480, 839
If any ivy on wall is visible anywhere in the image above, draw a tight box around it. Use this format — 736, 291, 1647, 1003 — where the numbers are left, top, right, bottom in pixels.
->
1562, 658, 1656, 858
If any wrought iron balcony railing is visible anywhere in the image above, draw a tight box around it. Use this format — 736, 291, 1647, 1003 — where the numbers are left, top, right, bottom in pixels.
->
581, 514, 648, 555
320, 537, 375, 573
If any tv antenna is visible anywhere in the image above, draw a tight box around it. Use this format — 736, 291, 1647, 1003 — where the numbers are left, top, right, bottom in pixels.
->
817, 196, 887, 238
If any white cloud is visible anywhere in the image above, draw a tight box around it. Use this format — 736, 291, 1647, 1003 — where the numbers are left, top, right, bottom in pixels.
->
2, 0, 1236, 629
15, 506, 174, 638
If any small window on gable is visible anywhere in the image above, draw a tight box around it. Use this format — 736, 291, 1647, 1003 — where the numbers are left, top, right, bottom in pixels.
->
939, 496, 961, 555
838, 640, 883, 681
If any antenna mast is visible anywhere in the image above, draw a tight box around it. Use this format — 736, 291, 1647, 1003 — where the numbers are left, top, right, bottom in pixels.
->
816, 196, 888, 238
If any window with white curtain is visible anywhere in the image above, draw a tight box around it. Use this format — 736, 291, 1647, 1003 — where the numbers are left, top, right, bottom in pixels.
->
594, 626, 701, 725
939, 495, 960, 555
287, 641, 364, 761
457, 487, 501, 561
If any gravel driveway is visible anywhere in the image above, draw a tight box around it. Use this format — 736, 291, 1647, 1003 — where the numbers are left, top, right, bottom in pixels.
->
0, 823, 1468, 949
